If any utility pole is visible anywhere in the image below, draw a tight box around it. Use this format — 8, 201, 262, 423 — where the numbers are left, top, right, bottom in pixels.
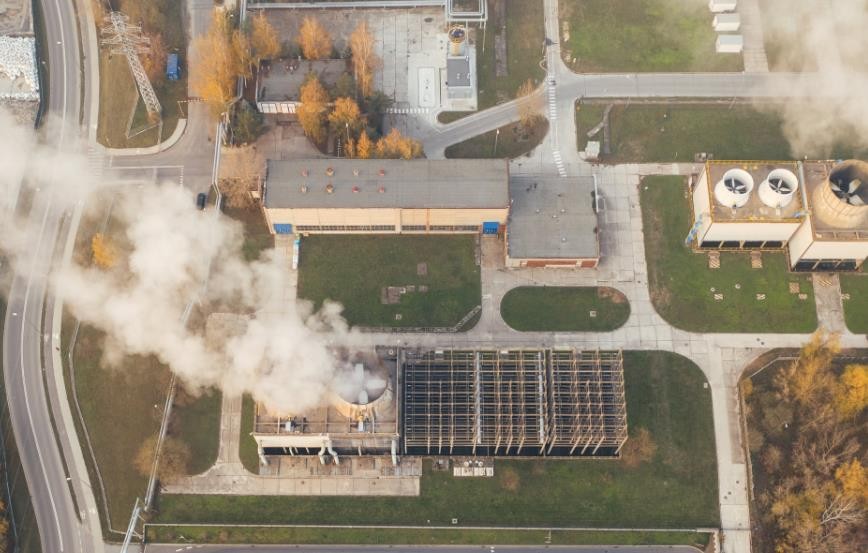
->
100, 12, 162, 117
493, 128, 500, 157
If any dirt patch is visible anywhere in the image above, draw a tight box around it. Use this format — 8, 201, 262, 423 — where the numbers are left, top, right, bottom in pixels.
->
499, 466, 520, 492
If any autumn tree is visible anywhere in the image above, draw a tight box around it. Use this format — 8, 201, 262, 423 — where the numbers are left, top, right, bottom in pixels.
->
133, 435, 191, 481
296, 74, 330, 144
296, 16, 332, 60
349, 21, 381, 97
190, 13, 242, 114
620, 427, 657, 467
356, 130, 373, 159
775, 330, 840, 408
375, 128, 423, 159
219, 143, 265, 208
834, 364, 868, 419
91, 233, 116, 269
250, 11, 280, 67
328, 97, 365, 136
516, 78, 541, 129
232, 28, 254, 80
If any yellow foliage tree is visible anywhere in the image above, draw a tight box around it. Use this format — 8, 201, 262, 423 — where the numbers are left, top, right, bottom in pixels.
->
349, 21, 381, 97
375, 128, 423, 159
835, 459, 868, 506
328, 97, 365, 135
775, 330, 840, 407
356, 130, 373, 159
297, 74, 330, 144
834, 364, 868, 418
190, 13, 242, 114
297, 16, 332, 60
232, 28, 254, 80
344, 137, 356, 158
91, 233, 116, 269
250, 11, 280, 66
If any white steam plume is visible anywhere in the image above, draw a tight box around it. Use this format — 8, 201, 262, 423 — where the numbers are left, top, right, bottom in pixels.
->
0, 109, 364, 415
756, 0, 868, 156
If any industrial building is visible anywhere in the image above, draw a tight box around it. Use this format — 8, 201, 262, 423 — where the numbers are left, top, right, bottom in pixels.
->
253, 348, 401, 465
506, 175, 600, 268
690, 159, 868, 271
262, 159, 510, 235
253, 348, 628, 465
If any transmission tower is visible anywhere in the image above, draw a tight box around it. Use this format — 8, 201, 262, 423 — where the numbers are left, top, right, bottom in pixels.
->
100, 12, 162, 117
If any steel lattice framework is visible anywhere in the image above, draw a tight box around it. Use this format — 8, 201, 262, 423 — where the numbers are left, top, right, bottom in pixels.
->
99, 12, 162, 116
402, 349, 627, 457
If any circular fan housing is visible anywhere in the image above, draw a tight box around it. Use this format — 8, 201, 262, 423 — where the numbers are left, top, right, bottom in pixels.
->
714, 168, 755, 208
759, 168, 799, 209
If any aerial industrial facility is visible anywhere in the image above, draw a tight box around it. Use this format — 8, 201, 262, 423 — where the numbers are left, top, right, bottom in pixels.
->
690, 159, 868, 271
252, 348, 628, 466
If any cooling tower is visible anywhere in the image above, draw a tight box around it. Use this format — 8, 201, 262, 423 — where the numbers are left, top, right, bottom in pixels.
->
812, 160, 868, 229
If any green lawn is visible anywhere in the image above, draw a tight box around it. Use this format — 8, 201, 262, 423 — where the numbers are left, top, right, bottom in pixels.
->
222, 204, 274, 262
500, 286, 630, 331
239, 395, 260, 474
174, 389, 222, 475
438, 0, 546, 121
157, 351, 719, 529
559, 0, 743, 72
445, 118, 548, 159
641, 176, 817, 333
297, 235, 481, 328
576, 103, 868, 162
839, 271, 868, 334
146, 525, 710, 547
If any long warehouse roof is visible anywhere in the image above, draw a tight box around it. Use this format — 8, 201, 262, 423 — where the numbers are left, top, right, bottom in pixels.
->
264, 159, 509, 209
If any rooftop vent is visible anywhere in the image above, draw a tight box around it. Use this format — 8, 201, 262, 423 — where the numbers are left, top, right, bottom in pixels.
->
352, 185, 360, 193
758, 168, 799, 209
378, 186, 386, 194
353, 168, 360, 176
326, 183, 334, 194
714, 168, 754, 209
326, 167, 335, 177
301, 169, 309, 177
300, 184, 309, 194
379, 168, 386, 177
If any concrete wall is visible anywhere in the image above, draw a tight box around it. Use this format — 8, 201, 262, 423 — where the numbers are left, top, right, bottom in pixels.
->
786, 220, 814, 265
265, 206, 509, 233
799, 240, 868, 263
702, 221, 801, 242
692, 171, 715, 241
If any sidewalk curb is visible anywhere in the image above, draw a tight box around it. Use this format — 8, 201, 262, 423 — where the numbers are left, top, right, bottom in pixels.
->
100, 118, 188, 157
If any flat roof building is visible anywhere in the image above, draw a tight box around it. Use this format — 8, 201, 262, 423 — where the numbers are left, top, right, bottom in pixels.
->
263, 158, 510, 235
507, 175, 600, 268
255, 59, 348, 114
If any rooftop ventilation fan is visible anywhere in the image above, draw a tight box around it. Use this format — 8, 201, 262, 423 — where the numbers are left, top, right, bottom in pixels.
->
724, 177, 749, 194
767, 177, 793, 194
830, 178, 865, 206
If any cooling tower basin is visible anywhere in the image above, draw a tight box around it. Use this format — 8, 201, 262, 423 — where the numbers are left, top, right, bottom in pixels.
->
333, 362, 394, 420
714, 168, 755, 209
812, 160, 868, 229
759, 168, 799, 209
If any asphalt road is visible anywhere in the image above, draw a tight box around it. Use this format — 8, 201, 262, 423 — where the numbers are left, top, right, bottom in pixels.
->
144, 546, 701, 553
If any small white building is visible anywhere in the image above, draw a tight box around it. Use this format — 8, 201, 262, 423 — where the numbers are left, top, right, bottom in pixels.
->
716, 34, 744, 53
709, 0, 737, 13
713, 13, 741, 32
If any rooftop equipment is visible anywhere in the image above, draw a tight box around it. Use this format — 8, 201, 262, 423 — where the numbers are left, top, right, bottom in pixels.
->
713, 13, 741, 32
714, 168, 754, 208
758, 168, 799, 209
448, 25, 467, 57
716, 34, 744, 53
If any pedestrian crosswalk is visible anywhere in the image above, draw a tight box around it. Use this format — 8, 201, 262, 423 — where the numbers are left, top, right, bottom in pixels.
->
86, 147, 104, 179
547, 80, 567, 177
386, 107, 430, 114
552, 149, 567, 177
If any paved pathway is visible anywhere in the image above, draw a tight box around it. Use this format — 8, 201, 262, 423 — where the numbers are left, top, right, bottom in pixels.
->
739, 0, 770, 73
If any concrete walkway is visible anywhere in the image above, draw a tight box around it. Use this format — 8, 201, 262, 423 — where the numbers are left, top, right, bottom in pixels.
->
739, 0, 770, 73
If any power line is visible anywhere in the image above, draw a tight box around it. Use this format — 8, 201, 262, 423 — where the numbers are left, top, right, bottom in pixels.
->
99, 12, 162, 117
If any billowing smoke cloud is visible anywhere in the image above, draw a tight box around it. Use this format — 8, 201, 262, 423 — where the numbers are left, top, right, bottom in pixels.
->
0, 109, 364, 415
757, 0, 868, 156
